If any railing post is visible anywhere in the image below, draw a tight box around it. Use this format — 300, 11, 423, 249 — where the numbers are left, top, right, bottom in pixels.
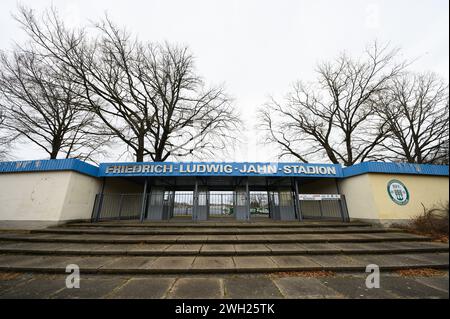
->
319, 200, 324, 218
295, 179, 303, 221
245, 178, 250, 220
139, 178, 148, 222
340, 194, 350, 222
118, 194, 124, 220
193, 178, 199, 221
94, 193, 104, 222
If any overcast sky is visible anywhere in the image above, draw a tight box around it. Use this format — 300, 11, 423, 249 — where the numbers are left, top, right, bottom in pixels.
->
0, 0, 448, 163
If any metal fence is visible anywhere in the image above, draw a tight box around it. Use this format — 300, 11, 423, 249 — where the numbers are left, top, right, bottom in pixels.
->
209, 192, 234, 217
172, 191, 194, 216
92, 193, 143, 221
299, 195, 349, 221
250, 191, 269, 216
91, 192, 350, 222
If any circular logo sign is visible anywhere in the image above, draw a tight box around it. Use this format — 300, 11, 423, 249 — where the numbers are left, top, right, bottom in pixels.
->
387, 179, 409, 205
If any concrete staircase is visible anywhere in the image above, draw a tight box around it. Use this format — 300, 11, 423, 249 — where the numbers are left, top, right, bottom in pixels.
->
0, 221, 448, 274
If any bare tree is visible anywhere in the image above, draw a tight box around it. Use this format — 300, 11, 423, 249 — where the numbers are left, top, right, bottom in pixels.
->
0, 108, 14, 160
258, 42, 406, 166
376, 72, 449, 164
15, 7, 240, 162
0, 49, 109, 161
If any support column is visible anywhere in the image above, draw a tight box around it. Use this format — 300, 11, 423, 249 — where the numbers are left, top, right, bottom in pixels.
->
245, 177, 250, 220
335, 178, 349, 222
139, 178, 148, 222
193, 178, 199, 221
94, 177, 106, 222
266, 178, 272, 219
295, 179, 303, 221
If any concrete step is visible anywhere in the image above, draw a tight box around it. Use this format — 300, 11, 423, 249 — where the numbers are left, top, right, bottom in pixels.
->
0, 232, 430, 244
63, 221, 372, 228
0, 252, 447, 274
0, 241, 447, 256
30, 226, 399, 236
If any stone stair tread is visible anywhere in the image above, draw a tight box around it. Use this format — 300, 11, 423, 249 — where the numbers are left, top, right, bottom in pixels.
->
30, 226, 396, 235
0, 232, 429, 245
0, 253, 447, 273
63, 221, 373, 228
0, 240, 446, 256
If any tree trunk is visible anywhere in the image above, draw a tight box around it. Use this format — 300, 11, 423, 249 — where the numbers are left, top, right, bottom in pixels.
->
135, 135, 145, 162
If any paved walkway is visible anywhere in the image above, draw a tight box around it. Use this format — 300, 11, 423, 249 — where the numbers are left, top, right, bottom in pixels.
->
0, 271, 448, 299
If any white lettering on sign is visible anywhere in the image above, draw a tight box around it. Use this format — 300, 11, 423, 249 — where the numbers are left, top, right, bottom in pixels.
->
104, 163, 339, 176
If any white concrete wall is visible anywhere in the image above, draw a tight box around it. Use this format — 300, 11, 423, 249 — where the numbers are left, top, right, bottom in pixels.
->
60, 172, 102, 221
0, 171, 101, 228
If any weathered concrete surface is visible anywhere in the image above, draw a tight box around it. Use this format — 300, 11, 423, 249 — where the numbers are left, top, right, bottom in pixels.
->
0, 272, 448, 299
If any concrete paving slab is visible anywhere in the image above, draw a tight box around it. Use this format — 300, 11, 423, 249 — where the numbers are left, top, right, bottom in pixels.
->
100, 257, 157, 270
308, 255, 364, 269
54, 243, 108, 253
415, 276, 449, 293
192, 257, 235, 270
52, 277, 127, 299
16, 256, 82, 269
273, 277, 343, 298
69, 256, 120, 271
266, 243, 305, 253
300, 243, 341, 253
223, 277, 283, 299
235, 235, 268, 242
90, 244, 134, 252
149, 256, 195, 271
127, 244, 170, 252
352, 254, 441, 268
233, 256, 278, 270
270, 255, 320, 269
0, 272, 34, 294
207, 235, 237, 242
234, 244, 270, 253
200, 244, 235, 254
109, 278, 175, 299
380, 276, 449, 298
176, 235, 208, 242
0, 277, 66, 299
144, 235, 180, 242
167, 278, 223, 299
0, 255, 48, 268
407, 253, 450, 265
165, 244, 202, 254
318, 276, 399, 299
395, 241, 449, 249
330, 243, 375, 252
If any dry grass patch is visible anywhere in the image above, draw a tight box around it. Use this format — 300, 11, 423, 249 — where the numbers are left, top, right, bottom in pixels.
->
0, 272, 22, 280
395, 268, 446, 277
270, 270, 336, 278
393, 202, 449, 243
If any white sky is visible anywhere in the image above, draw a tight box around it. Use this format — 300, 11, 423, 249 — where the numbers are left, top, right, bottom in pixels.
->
0, 0, 448, 163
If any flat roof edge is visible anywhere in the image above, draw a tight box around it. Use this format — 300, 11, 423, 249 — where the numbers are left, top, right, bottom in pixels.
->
342, 162, 449, 178
0, 159, 448, 178
0, 159, 99, 177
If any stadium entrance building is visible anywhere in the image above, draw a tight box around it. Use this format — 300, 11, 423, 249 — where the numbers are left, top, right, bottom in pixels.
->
95, 162, 347, 222
0, 159, 448, 228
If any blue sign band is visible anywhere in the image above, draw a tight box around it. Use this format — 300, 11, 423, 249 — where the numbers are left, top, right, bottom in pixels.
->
98, 162, 343, 178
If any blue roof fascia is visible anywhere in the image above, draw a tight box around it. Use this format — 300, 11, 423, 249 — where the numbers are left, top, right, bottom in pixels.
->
0, 159, 448, 179
0, 159, 99, 177
342, 162, 449, 178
